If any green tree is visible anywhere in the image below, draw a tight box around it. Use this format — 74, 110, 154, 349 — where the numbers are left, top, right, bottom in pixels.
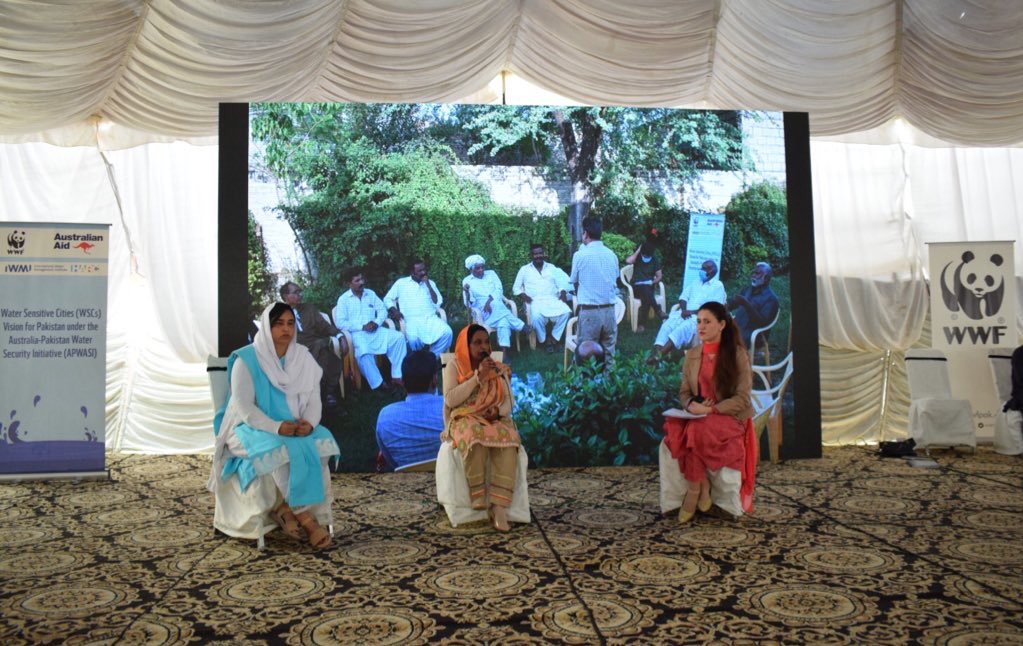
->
462, 106, 744, 247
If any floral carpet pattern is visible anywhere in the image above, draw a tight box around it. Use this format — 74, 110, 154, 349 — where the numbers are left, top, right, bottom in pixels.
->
1, 447, 1022, 644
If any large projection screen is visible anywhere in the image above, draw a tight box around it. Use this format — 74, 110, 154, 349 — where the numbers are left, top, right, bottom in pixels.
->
218, 102, 821, 471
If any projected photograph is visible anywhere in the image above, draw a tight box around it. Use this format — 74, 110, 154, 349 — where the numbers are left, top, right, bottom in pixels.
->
246, 103, 792, 472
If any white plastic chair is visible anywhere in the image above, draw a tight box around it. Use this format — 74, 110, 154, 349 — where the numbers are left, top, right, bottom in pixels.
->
620, 264, 666, 332
522, 293, 574, 350
904, 348, 975, 453
319, 311, 347, 398
435, 351, 531, 527
563, 297, 626, 370
750, 353, 794, 464
989, 349, 1022, 455
464, 293, 522, 351
747, 308, 781, 367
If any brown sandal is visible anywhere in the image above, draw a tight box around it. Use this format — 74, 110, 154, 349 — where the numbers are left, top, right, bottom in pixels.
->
270, 503, 302, 540
295, 511, 331, 549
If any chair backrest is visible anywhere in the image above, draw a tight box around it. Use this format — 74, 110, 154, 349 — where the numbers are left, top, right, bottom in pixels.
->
751, 353, 794, 415
620, 264, 634, 285
614, 297, 626, 324
988, 349, 1015, 402
206, 355, 229, 413
747, 307, 781, 365
904, 348, 954, 400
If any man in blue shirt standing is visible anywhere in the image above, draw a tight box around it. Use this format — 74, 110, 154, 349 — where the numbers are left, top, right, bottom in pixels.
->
375, 350, 444, 471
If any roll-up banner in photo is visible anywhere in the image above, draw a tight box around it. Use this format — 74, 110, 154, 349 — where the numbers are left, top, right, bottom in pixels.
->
928, 240, 1018, 438
681, 212, 725, 295
0, 222, 109, 478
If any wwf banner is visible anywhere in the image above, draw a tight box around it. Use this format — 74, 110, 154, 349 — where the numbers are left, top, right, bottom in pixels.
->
929, 240, 1017, 436
0, 222, 108, 475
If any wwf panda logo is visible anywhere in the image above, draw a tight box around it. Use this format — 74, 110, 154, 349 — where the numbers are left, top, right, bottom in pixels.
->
940, 250, 1005, 320
6, 230, 26, 250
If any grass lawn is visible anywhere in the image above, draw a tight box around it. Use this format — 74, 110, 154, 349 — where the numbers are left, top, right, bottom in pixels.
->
327, 275, 795, 472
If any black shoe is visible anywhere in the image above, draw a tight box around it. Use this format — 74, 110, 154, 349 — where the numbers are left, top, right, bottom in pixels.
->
545, 343, 555, 354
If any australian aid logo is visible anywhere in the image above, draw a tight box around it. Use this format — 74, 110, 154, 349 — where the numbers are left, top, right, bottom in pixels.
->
932, 243, 1016, 349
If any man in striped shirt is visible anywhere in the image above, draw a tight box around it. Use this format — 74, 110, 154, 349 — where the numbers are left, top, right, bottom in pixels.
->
570, 217, 620, 368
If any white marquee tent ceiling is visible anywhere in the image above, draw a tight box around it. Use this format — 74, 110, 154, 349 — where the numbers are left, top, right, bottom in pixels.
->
1, 0, 1022, 146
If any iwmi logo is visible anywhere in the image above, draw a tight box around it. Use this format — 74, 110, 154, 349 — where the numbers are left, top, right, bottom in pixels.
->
4, 264, 31, 273
940, 250, 1005, 320
940, 250, 1009, 346
6, 230, 26, 255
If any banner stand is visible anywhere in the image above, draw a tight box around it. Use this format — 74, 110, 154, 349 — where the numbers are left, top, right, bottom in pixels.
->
0, 222, 110, 478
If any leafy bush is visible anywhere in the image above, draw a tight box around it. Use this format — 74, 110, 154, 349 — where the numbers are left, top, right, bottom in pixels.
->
514, 355, 681, 467
600, 232, 637, 264
721, 181, 789, 277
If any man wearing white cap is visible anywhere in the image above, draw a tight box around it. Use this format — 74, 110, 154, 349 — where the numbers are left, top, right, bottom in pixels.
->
462, 254, 525, 353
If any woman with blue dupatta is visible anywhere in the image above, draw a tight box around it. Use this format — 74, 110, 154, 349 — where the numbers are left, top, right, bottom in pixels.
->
208, 302, 340, 549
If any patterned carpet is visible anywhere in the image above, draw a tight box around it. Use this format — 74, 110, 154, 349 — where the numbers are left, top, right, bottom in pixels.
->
1, 446, 1022, 644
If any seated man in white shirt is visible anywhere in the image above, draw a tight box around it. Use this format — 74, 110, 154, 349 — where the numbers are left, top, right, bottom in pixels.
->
512, 243, 573, 354
647, 259, 727, 364
333, 269, 408, 392
383, 260, 454, 360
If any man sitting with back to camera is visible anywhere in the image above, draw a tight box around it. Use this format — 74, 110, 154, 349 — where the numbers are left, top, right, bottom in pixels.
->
647, 259, 726, 364
333, 268, 408, 392
726, 262, 780, 348
280, 281, 347, 408
375, 350, 444, 471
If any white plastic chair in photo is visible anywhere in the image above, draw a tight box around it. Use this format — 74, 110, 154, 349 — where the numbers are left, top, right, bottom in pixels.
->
904, 348, 975, 453
989, 349, 1022, 455
620, 264, 667, 332
464, 293, 522, 351
435, 351, 531, 527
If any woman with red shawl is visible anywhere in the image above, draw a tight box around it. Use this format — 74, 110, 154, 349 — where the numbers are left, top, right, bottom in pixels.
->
443, 324, 521, 531
664, 301, 757, 523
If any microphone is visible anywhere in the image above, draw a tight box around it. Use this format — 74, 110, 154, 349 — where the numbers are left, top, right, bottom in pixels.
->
479, 351, 490, 360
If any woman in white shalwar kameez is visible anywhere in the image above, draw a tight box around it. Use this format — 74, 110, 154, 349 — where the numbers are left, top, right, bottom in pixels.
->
208, 303, 340, 549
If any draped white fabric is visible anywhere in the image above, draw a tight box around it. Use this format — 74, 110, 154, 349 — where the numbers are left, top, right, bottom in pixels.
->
1, 0, 1021, 145
0, 141, 217, 453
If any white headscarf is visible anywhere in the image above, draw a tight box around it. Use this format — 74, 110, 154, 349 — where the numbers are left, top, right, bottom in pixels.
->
464, 254, 485, 271
253, 302, 322, 417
